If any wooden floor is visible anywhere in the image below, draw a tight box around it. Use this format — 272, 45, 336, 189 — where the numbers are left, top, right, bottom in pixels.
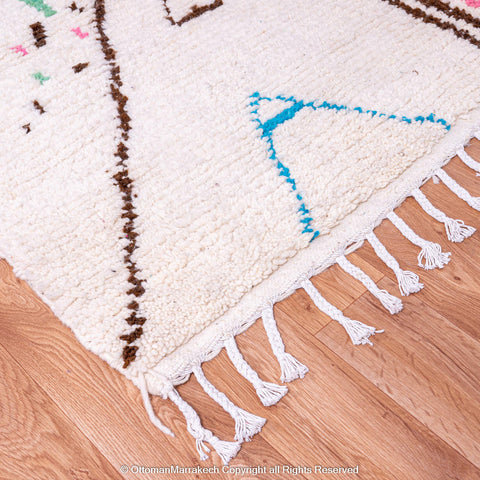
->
1, 142, 480, 480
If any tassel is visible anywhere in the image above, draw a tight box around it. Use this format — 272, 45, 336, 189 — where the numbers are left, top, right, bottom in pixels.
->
301, 278, 383, 345
365, 232, 423, 296
167, 388, 241, 464
396, 269, 424, 296
261, 306, 308, 382
209, 437, 241, 465
412, 188, 475, 243
138, 373, 175, 437
336, 255, 403, 314
230, 408, 265, 443
457, 148, 480, 174
224, 337, 288, 407
436, 169, 480, 211
192, 364, 266, 442
387, 212, 451, 270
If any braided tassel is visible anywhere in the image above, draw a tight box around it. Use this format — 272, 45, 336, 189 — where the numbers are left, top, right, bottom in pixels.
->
366, 232, 423, 296
302, 278, 383, 345
262, 306, 308, 382
412, 188, 475, 243
436, 169, 480, 211
224, 337, 288, 406
192, 364, 265, 442
457, 148, 480, 174
387, 212, 451, 270
336, 255, 403, 314
168, 388, 241, 464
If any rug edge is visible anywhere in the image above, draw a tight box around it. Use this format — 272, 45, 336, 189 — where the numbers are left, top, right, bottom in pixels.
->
130, 110, 480, 462
2, 109, 480, 465
148, 113, 480, 391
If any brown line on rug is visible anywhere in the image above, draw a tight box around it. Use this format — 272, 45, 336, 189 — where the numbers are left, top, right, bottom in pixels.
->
163, 0, 223, 27
94, 0, 147, 369
69, 2, 84, 13
72, 62, 89, 73
416, 0, 480, 30
382, 0, 480, 49
30, 22, 47, 48
33, 100, 45, 114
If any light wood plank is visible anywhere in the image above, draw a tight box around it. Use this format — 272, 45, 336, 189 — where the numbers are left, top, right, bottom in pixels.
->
0, 259, 295, 479
317, 275, 480, 467
1, 141, 480, 479
358, 186, 480, 341
277, 258, 385, 337
200, 308, 480, 479
0, 343, 122, 480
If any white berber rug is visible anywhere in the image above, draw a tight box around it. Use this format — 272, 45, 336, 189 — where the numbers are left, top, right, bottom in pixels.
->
2, 0, 480, 464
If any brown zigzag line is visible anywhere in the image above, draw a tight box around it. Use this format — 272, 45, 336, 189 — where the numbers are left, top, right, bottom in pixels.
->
416, 0, 480, 29
30, 22, 47, 48
163, 0, 223, 27
33, 100, 45, 114
69, 2, 84, 13
94, 0, 147, 369
382, 0, 480, 49
72, 62, 89, 73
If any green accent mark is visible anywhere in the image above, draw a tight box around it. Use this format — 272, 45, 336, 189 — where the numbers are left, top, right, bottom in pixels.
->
19, 0, 56, 17
32, 72, 50, 85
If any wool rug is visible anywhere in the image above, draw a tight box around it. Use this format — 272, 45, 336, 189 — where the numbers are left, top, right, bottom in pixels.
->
2, 0, 480, 465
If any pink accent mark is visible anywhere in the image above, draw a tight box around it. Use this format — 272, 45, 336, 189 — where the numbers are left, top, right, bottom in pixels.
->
464, 0, 480, 7
10, 45, 28, 56
71, 27, 89, 39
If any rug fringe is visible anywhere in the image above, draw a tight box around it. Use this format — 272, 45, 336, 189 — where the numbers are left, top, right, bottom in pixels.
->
387, 211, 451, 270
336, 255, 403, 314
412, 188, 475, 243
138, 373, 175, 437
457, 147, 480, 173
141, 146, 480, 465
436, 168, 480, 210
261, 306, 309, 383
224, 337, 288, 406
365, 231, 424, 296
301, 278, 383, 345
167, 388, 241, 464
192, 363, 266, 442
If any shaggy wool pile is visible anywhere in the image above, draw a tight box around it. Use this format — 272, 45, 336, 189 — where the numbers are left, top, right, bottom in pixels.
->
2, 0, 480, 464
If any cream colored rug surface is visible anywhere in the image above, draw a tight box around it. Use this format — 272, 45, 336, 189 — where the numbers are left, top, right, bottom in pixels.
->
2, 0, 480, 463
